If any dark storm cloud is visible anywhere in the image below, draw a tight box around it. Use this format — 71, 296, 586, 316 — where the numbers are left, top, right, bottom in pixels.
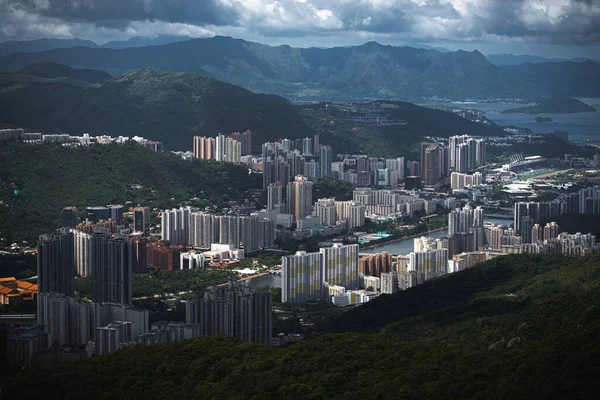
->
1, 0, 600, 48
9, 0, 238, 27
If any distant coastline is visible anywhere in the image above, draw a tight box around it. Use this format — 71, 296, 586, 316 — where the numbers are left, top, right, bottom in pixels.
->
502, 96, 597, 114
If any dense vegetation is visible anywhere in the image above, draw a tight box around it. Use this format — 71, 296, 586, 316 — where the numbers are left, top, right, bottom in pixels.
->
0, 254, 37, 278
3, 36, 600, 100
75, 269, 237, 299
502, 96, 597, 114
3, 253, 600, 398
0, 68, 310, 150
0, 66, 508, 155
312, 178, 354, 201
17, 62, 113, 84
0, 142, 260, 243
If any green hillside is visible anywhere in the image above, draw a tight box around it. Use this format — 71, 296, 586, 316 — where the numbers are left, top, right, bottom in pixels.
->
3, 253, 600, 398
17, 62, 113, 84
0, 68, 310, 151
0, 66, 509, 154
0, 142, 260, 243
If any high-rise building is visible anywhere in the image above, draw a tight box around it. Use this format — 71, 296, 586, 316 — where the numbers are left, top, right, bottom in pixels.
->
449, 135, 485, 172
95, 321, 133, 356
475, 138, 486, 166
408, 248, 448, 280
240, 214, 260, 252
408, 161, 420, 177
190, 212, 216, 249
108, 205, 124, 225
60, 207, 78, 228
230, 130, 252, 155
449, 135, 469, 170
193, 136, 215, 160
267, 183, 283, 211
321, 244, 359, 290
224, 136, 241, 163
455, 142, 469, 172
315, 198, 337, 226
532, 224, 543, 244
303, 159, 320, 179
334, 201, 365, 229
420, 143, 442, 186
286, 175, 313, 222
215, 133, 226, 162
282, 251, 323, 303
37, 230, 75, 297
319, 145, 333, 178
133, 207, 151, 235
450, 172, 483, 190
130, 236, 147, 273
91, 232, 133, 304
448, 205, 476, 235
38, 292, 92, 347
217, 215, 240, 248
93, 302, 149, 338
380, 272, 399, 294
259, 217, 275, 249
521, 216, 534, 244
543, 222, 559, 241
73, 230, 92, 277
359, 252, 393, 277
490, 226, 504, 250
313, 134, 320, 155
302, 137, 313, 155
185, 282, 272, 344
161, 206, 192, 245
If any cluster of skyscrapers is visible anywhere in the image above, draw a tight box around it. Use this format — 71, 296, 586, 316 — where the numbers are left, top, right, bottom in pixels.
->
185, 282, 272, 344
161, 206, 275, 252
281, 243, 359, 303
193, 130, 252, 163
261, 135, 332, 189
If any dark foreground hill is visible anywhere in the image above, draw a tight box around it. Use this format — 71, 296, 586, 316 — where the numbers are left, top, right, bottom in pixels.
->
0, 66, 508, 153
0, 142, 260, 243
3, 253, 600, 399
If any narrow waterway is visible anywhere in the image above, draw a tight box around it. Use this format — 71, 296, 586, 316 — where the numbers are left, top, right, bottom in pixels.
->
243, 217, 512, 289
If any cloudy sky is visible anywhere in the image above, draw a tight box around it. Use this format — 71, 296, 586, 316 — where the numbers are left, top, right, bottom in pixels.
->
1, 0, 600, 57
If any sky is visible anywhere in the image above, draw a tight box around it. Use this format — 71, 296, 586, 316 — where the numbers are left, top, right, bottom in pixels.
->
1, 0, 600, 58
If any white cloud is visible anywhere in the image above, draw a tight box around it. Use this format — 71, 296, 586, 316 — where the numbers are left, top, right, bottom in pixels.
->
1, 0, 600, 55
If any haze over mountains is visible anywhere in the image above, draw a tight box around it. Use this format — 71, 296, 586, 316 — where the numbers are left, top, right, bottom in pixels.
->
1, 36, 599, 101
0, 35, 192, 56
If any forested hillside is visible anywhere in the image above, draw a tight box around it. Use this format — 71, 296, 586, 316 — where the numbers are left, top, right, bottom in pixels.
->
3, 253, 600, 399
0, 66, 507, 153
0, 142, 260, 243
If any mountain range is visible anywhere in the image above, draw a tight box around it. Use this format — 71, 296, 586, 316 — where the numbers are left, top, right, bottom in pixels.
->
0, 35, 192, 56
1, 36, 599, 101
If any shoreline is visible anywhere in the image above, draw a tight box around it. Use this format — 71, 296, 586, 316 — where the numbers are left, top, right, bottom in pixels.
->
359, 227, 447, 251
